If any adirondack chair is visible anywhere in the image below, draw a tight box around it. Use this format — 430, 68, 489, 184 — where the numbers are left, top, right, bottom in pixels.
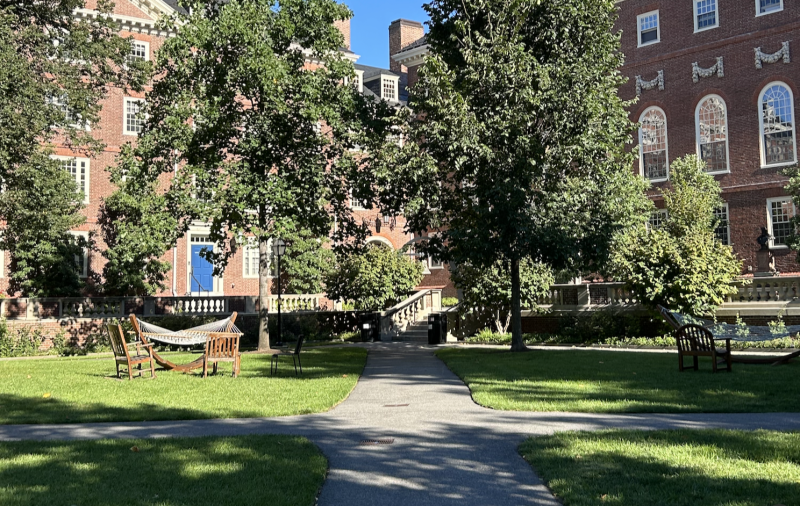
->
270, 335, 305, 376
107, 323, 156, 380
202, 332, 241, 378
676, 324, 732, 373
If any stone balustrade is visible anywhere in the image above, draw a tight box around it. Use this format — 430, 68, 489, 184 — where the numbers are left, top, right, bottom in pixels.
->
380, 289, 442, 340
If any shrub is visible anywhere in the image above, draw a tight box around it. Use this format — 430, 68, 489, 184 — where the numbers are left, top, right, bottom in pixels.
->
442, 297, 459, 307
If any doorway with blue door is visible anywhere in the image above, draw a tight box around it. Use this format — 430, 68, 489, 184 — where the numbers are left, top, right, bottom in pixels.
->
189, 235, 218, 295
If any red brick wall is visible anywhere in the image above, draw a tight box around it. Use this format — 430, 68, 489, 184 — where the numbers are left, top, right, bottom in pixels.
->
616, 0, 800, 274
389, 19, 425, 74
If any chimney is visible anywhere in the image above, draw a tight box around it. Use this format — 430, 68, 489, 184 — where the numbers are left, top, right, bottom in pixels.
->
335, 19, 351, 51
389, 19, 424, 74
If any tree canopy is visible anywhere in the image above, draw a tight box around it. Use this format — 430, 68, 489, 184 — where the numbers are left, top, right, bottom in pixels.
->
390, 0, 649, 350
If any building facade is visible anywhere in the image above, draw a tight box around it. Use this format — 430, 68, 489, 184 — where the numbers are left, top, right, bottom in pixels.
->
615, 0, 800, 274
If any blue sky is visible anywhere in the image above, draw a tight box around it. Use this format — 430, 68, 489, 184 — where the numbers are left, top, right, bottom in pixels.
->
345, 0, 429, 68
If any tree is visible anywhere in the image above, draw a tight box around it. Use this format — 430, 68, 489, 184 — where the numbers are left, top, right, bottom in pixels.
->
279, 230, 335, 295
114, 0, 398, 350
0, 0, 149, 295
610, 155, 743, 316
390, 0, 649, 351
324, 244, 424, 311
452, 258, 553, 334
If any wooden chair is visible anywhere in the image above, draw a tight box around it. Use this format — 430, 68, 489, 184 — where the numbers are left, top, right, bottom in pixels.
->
270, 335, 305, 376
203, 332, 241, 378
676, 324, 732, 373
107, 324, 156, 380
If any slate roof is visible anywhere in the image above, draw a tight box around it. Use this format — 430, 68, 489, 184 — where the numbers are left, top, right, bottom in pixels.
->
162, 0, 189, 14
394, 35, 428, 55
354, 63, 401, 80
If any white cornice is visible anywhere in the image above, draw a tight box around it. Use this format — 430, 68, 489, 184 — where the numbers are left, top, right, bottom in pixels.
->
74, 8, 176, 36
392, 44, 429, 67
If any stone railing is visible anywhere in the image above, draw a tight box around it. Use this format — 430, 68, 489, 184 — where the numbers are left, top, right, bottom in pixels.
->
536, 283, 639, 312
380, 289, 442, 340
0, 294, 327, 321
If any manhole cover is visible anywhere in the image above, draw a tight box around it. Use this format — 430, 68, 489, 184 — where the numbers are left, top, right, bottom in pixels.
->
383, 404, 409, 408
359, 438, 395, 446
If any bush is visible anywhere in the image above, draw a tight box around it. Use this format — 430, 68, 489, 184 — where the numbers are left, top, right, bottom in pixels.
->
0, 321, 68, 358
336, 330, 361, 342
442, 297, 459, 307
557, 310, 666, 343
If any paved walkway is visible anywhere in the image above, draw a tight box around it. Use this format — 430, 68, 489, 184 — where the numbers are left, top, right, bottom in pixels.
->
3, 344, 800, 505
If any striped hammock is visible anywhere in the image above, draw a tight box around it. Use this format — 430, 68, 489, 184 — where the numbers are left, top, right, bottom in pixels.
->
669, 310, 800, 342
137, 317, 243, 346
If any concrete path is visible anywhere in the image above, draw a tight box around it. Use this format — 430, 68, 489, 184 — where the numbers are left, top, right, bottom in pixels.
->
3, 343, 800, 505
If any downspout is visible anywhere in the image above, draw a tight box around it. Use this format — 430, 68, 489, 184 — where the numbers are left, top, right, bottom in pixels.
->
171, 160, 178, 296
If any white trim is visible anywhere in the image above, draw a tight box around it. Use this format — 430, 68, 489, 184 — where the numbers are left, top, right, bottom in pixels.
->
350, 190, 368, 210
766, 197, 795, 249
186, 227, 223, 295
392, 44, 429, 67
695, 94, 731, 175
637, 10, 660, 47
123, 97, 146, 136
51, 155, 90, 204
354, 70, 364, 94
242, 240, 259, 279
714, 203, 731, 246
755, 0, 784, 16
638, 106, 669, 182
366, 236, 393, 249
693, 0, 719, 32
648, 209, 668, 231
758, 81, 797, 169
69, 231, 89, 278
129, 39, 150, 62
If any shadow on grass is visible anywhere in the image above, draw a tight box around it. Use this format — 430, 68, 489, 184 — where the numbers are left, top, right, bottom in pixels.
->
437, 348, 800, 413
520, 429, 800, 506
0, 435, 326, 506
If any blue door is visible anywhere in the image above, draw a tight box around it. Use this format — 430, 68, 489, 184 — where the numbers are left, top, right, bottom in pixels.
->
191, 245, 214, 293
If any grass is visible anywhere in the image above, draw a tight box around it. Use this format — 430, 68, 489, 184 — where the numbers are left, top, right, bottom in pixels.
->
520, 429, 800, 506
436, 347, 800, 412
0, 347, 367, 425
0, 435, 326, 506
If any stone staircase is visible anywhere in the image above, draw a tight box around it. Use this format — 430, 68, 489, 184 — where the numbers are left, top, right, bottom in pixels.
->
396, 319, 431, 343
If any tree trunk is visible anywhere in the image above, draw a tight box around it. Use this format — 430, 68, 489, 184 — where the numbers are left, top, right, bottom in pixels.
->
510, 258, 526, 352
257, 236, 271, 352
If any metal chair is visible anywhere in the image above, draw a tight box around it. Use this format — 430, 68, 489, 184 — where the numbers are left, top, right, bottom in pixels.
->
270, 335, 305, 376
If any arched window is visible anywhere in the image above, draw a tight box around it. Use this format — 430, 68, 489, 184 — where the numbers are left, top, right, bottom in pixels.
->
639, 107, 669, 181
695, 95, 729, 173
759, 82, 797, 167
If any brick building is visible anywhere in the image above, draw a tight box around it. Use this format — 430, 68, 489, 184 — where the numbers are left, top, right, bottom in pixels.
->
1, 1, 446, 298
394, 2, 800, 278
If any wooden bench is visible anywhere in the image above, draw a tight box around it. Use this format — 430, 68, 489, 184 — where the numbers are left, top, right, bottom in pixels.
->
676, 324, 732, 373
203, 332, 241, 378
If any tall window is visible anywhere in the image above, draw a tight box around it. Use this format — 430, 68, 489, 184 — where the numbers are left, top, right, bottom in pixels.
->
648, 209, 668, 230
714, 205, 730, 245
53, 156, 89, 204
382, 79, 396, 101
69, 231, 89, 278
759, 83, 796, 167
696, 95, 729, 174
243, 242, 259, 279
767, 198, 794, 248
123, 98, 146, 135
47, 95, 86, 129
757, 0, 783, 15
639, 107, 669, 181
128, 41, 149, 62
350, 190, 368, 210
637, 11, 660, 46
694, 0, 718, 30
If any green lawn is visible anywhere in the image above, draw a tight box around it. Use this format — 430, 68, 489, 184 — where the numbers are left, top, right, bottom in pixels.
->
436, 347, 800, 412
0, 347, 366, 425
0, 435, 326, 506
520, 430, 800, 506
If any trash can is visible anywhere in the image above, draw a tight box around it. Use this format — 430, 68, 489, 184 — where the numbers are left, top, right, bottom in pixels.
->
428, 313, 444, 345
359, 313, 374, 343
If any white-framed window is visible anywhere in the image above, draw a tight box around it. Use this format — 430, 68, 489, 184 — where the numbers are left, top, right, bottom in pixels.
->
128, 40, 150, 62
639, 107, 669, 181
46, 95, 88, 130
714, 205, 730, 245
696, 95, 729, 174
648, 209, 668, 230
767, 197, 795, 248
694, 0, 718, 31
69, 231, 89, 278
123, 97, 146, 136
759, 82, 796, 168
353, 71, 363, 93
637, 11, 660, 47
243, 240, 259, 279
757, 0, 783, 16
428, 255, 444, 270
382, 78, 397, 101
350, 190, 368, 210
52, 156, 89, 204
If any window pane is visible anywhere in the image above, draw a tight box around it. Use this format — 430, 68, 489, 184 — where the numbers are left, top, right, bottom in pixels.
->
713, 206, 729, 245
382, 79, 396, 101
698, 97, 727, 172
639, 13, 658, 44
696, 0, 717, 28
126, 99, 145, 134
762, 85, 795, 166
770, 200, 793, 246
640, 109, 668, 180
649, 210, 668, 230
761, 0, 782, 13
129, 41, 147, 61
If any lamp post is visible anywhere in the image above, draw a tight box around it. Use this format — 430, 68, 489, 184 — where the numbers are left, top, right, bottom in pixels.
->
273, 239, 287, 347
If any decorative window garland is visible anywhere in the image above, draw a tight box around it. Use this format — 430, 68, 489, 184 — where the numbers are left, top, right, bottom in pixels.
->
692, 57, 724, 83
755, 41, 790, 69
635, 70, 664, 97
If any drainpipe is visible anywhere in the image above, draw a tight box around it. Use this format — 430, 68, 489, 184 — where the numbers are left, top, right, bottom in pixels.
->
171, 160, 178, 296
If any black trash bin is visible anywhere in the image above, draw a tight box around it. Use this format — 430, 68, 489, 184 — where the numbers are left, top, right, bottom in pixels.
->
428, 313, 444, 345
359, 313, 374, 343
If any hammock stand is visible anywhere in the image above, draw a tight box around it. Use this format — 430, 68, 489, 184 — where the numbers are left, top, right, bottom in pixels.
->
129, 313, 242, 372
659, 305, 800, 366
